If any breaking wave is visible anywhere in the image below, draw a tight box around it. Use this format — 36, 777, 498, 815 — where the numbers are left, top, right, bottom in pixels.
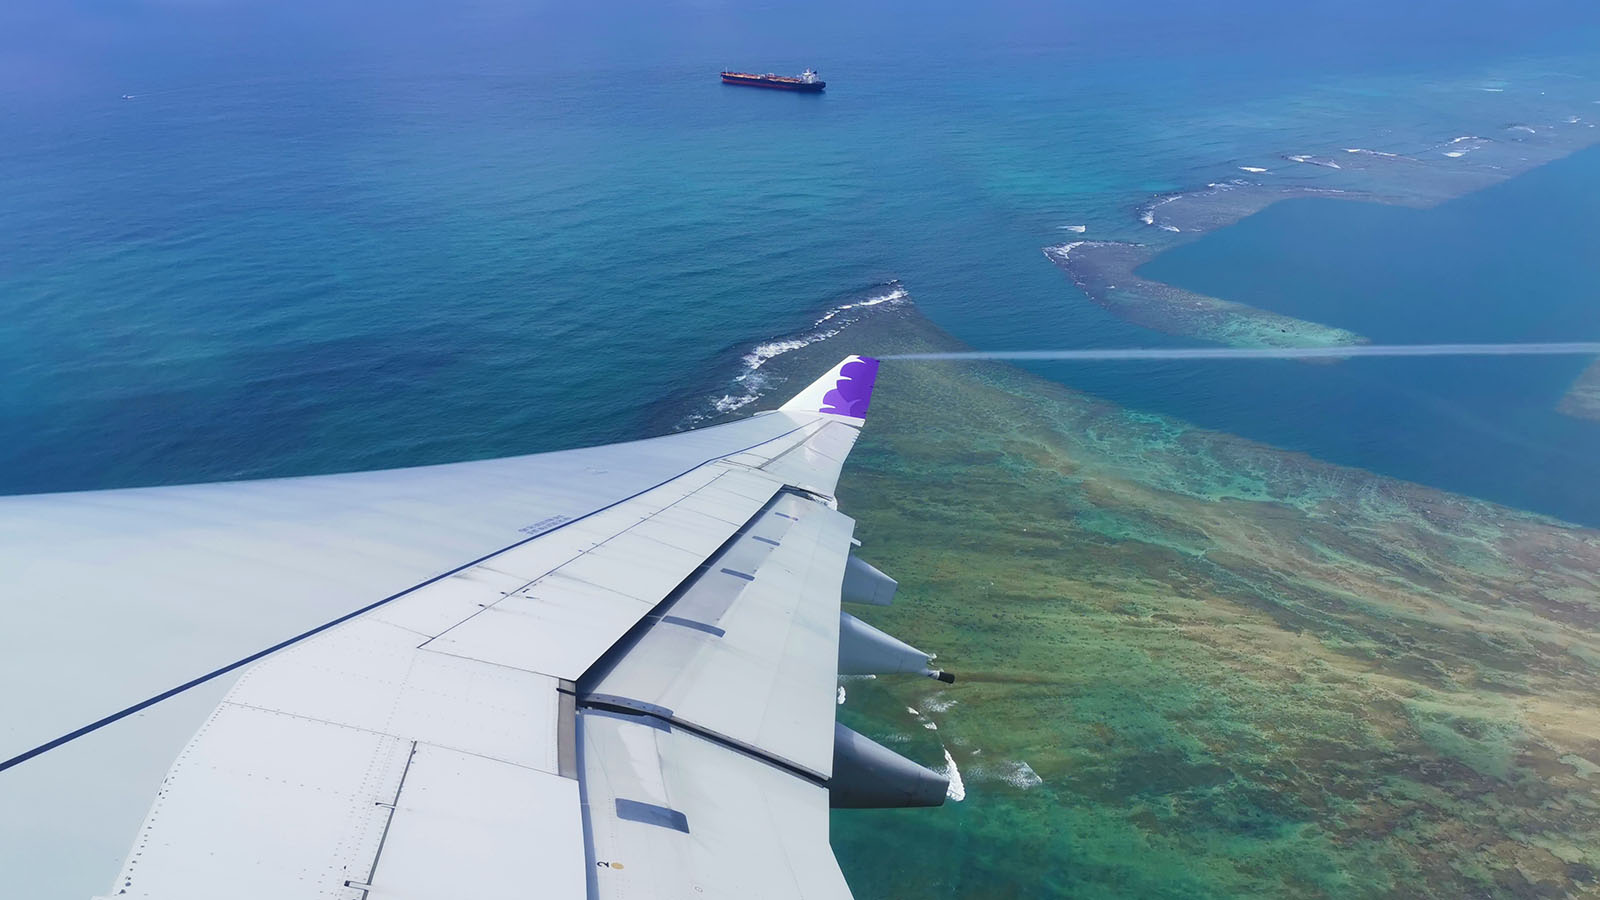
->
1343, 147, 1412, 160
959, 756, 1043, 790
1438, 135, 1489, 158
942, 747, 967, 801
1139, 195, 1183, 231
1043, 240, 1121, 266
1286, 153, 1343, 169
685, 282, 909, 422
1129, 179, 1355, 236
999, 759, 1043, 789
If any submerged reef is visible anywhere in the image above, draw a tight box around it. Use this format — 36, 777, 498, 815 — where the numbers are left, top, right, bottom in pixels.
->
1052, 115, 1600, 350
1559, 360, 1600, 423
1044, 240, 1366, 350
749, 300, 1600, 899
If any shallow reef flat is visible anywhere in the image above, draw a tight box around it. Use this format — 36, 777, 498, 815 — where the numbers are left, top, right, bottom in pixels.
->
1044, 240, 1367, 351
756, 303, 1600, 899
1051, 115, 1600, 351
1559, 360, 1600, 423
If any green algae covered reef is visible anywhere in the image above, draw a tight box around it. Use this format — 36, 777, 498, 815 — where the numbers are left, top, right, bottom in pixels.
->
759, 302, 1600, 899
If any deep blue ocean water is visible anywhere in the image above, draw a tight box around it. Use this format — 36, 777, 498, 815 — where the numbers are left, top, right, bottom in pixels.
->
4, 0, 1600, 521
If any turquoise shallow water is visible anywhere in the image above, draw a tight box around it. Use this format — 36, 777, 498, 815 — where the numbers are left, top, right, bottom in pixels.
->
2, 0, 1600, 512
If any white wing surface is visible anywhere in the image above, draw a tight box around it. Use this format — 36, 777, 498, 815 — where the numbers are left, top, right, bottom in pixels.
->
1, 355, 947, 900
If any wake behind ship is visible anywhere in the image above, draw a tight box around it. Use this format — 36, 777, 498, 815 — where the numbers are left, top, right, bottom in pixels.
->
720, 68, 826, 92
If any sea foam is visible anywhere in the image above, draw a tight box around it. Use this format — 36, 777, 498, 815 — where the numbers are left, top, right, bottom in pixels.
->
1000, 760, 1044, 789
942, 747, 967, 801
1138, 195, 1183, 231
1439, 135, 1488, 158
689, 283, 909, 421
1343, 148, 1409, 160
1287, 154, 1342, 169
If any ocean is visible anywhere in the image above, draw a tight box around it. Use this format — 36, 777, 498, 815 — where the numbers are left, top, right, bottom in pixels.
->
6, 1, 1600, 896
5, 0, 1600, 514
1132, 152, 1600, 524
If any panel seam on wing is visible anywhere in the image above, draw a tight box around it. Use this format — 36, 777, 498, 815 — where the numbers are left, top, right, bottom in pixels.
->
217, 700, 560, 773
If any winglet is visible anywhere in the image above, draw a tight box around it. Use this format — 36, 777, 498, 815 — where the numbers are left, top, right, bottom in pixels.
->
780, 356, 880, 420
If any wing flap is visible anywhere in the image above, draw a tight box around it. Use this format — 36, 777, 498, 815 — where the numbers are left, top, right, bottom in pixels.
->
584, 493, 855, 778
580, 709, 853, 900
363, 745, 586, 900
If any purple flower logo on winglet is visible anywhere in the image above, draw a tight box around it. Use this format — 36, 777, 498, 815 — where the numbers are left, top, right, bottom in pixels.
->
818, 356, 880, 417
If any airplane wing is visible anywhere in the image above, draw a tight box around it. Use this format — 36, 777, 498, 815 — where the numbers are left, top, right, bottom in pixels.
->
0, 355, 952, 900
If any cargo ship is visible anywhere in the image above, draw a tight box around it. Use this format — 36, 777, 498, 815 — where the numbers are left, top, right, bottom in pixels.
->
720, 68, 826, 93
